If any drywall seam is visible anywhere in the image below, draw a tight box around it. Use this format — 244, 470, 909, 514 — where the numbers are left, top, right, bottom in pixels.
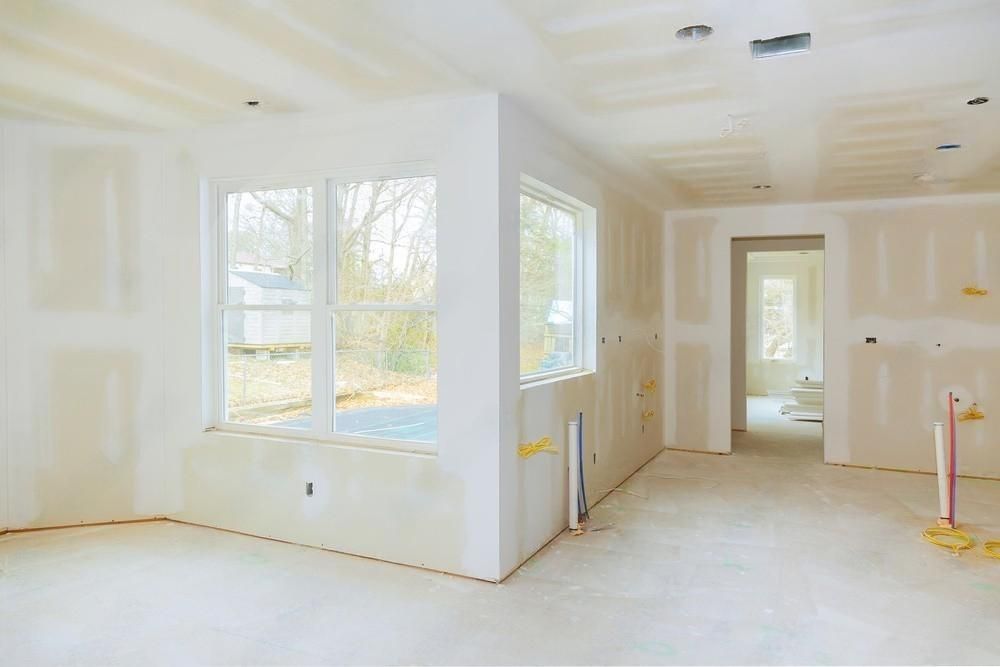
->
668, 190, 1000, 217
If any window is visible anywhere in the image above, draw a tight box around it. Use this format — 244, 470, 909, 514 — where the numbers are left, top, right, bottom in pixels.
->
333, 176, 437, 443
215, 170, 437, 447
761, 277, 795, 360
519, 189, 581, 380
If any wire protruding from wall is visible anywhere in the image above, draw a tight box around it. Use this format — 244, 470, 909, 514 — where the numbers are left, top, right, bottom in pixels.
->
962, 285, 989, 296
518, 437, 557, 458
957, 404, 985, 422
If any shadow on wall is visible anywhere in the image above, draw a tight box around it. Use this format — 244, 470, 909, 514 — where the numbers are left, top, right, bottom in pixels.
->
31, 148, 140, 313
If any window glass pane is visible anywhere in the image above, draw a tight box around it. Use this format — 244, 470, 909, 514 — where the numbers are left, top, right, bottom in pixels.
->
336, 176, 436, 305
334, 311, 437, 443
762, 278, 794, 360
224, 311, 311, 428
520, 194, 576, 376
227, 187, 313, 305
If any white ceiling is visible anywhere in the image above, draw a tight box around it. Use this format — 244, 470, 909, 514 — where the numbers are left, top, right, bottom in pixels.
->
2, 0, 1000, 208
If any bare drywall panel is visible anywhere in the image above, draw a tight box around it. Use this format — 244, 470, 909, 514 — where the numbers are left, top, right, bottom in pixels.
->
2, 124, 168, 528
672, 217, 714, 324
33, 148, 140, 312
665, 194, 1000, 476
0, 125, 7, 531
163, 96, 504, 580
498, 99, 664, 575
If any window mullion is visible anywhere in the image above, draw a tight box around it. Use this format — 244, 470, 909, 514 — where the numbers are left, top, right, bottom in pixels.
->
311, 179, 330, 438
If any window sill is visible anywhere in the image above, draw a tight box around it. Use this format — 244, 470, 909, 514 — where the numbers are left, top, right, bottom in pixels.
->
520, 368, 594, 390
203, 426, 437, 458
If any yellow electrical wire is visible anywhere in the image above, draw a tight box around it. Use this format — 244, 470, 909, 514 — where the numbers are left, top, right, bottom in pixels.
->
957, 403, 985, 422
642, 409, 656, 421
922, 527, 974, 554
962, 286, 988, 296
643, 379, 657, 393
518, 436, 557, 458
984, 541, 1000, 560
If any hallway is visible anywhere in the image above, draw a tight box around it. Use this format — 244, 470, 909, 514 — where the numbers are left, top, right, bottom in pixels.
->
734, 396, 824, 462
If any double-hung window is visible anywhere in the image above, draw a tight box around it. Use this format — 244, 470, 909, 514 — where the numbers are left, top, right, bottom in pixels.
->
215, 168, 437, 447
519, 183, 584, 381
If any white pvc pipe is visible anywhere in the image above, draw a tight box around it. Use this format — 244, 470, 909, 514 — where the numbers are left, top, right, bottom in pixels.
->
933, 422, 948, 521
568, 420, 579, 531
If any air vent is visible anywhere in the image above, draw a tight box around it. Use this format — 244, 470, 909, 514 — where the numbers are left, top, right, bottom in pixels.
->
751, 32, 811, 59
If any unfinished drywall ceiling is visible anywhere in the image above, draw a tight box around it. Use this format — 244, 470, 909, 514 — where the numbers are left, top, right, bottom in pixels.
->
3, 0, 999, 206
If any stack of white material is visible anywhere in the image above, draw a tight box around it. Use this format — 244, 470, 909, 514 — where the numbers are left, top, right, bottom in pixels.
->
779, 378, 824, 421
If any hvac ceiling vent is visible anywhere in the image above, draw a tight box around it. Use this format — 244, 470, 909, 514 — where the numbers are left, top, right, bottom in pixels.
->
750, 32, 811, 59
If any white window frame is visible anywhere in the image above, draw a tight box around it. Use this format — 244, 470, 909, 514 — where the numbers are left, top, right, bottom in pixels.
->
759, 274, 796, 362
206, 162, 437, 454
518, 178, 587, 385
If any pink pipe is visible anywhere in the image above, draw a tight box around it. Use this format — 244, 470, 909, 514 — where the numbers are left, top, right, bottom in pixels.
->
948, 392, 957, 528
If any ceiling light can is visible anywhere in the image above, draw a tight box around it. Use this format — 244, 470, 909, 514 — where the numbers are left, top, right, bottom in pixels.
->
967, 96, 989, 106
676, 25, 713, 41
936, 143, 961, 151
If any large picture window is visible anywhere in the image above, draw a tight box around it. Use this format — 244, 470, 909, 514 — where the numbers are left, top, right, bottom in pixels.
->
215, 170, 437, 447
519, 188, 582, 380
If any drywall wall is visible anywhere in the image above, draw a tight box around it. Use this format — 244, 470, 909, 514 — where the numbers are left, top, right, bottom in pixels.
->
745, 251, 824, 395
0, 122, 169, 528
162, 95, 505, 580
665, 194, 1000, 477
0, 126, 6, 531
498, 99, 664, 576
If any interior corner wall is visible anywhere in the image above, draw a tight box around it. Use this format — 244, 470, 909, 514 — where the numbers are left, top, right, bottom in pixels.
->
162, 95, 504, 581
665, 195, 1000, 477
498, 98, 664, 576
1, 124, 7, 531
0, 122, 169, 528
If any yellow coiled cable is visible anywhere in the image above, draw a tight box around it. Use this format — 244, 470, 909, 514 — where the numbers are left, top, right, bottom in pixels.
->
922, 527, 974, 554
518, 437, 557, 458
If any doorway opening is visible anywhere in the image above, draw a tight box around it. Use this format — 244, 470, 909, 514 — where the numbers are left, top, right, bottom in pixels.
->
731, 237, 824, 460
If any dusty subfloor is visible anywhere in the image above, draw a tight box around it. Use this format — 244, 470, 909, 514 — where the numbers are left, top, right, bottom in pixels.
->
3, 409, 1000, 665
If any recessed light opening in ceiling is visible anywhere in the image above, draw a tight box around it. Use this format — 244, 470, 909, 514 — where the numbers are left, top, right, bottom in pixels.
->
750, 32, 811, 59
752, 184, 772, 190
244, 100, 261, 107
936, 143, 961, 151
676, 24, 713, 41
967, 96, 989, 105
